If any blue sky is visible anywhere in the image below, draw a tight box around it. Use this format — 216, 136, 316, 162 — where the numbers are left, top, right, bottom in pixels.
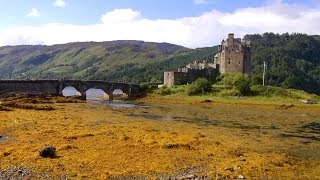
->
0, 0, 319, 47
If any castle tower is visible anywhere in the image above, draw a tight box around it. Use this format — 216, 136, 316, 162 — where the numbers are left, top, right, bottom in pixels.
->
214, 33, 251, 74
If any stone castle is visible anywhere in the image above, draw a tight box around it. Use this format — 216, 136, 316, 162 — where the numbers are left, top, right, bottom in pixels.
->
164, 33, 251, 86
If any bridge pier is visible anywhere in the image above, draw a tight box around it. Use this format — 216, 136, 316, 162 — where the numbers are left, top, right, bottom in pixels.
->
79, 91, 87, 100
108, 93, 113, 101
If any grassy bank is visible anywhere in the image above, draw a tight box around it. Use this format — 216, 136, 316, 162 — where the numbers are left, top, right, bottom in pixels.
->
148, 84, 320, 106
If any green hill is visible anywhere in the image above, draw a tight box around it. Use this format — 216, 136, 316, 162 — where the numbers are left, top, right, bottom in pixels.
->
0, 40, 210, 82
246, 33, 320, 94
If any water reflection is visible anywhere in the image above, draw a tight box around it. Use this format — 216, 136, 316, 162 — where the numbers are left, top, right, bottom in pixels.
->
86, 88, 109, 101
0, 134, 9, 143
63, 88, 129, 102
89, 99, 138, 108
62, 86, 81, 97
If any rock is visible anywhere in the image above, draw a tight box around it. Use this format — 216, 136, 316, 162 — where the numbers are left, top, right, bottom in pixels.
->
177, 174, 196, 180
240, 157, 246, 161
224, 167, 234, 172
238, 174, 245, 179
234, 166, 241, 171
39, 146, 56, 158
279, 104, 294, 110
201, 99, 213, 103
302, 99, 316, 104
3, 152, 11, 156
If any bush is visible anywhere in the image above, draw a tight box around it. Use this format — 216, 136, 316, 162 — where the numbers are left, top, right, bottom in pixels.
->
251, 85, 293, 98
217, 73, 251, 96
233, 73, 251, 96
139, 82, 149, 92
216, 73, 235, 85
251, 74, 263, 85
185, 77, 212, 95
156, 86, 172, 95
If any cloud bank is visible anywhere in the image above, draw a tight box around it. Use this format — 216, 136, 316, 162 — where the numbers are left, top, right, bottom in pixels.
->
1, 1, 320, 48
26, 8, 40, 17
54, 0, 66, 8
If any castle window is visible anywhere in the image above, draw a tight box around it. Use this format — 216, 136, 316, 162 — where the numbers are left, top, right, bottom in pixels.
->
228, 58, 231, 64
239, 61, 241, 64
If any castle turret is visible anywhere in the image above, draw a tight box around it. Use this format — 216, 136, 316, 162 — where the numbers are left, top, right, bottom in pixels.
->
227, 33, 234, 45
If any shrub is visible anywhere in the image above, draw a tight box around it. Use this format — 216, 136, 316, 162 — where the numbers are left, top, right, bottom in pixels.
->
251, 74, 263, 85
217, 73, 251, 96
251, 85, 294, 98
233, 73, 251, 96
139, 82, 149, 92
156, 86, 172, 95
185, 77, 212, 95
216, 73, 235, 85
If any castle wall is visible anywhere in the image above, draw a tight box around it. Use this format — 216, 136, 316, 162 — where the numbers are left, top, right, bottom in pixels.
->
164, 68, 218, 87
186, 68, 219, 83
243, 47, 251, 74
164, 72, 175, 87
221, 50, 244, 73
164, 71, 187, 87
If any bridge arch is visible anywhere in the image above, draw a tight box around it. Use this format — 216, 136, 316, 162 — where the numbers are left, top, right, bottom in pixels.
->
59, 80, 88, 99
62, 86, 81, 97
86, 88, 109, 100
112, 88, 129, 100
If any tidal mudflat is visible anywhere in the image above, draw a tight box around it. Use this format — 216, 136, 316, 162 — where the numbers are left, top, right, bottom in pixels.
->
0, 96, 320, 179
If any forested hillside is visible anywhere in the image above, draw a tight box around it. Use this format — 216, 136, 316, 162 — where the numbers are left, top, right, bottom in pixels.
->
105, 47, 216, 83
0, 40, 191, 81
246, 33, 320, 94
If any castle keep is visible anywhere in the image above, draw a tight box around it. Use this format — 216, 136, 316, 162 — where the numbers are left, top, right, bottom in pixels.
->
214, 33, 251, 74
164, 33, 251, 87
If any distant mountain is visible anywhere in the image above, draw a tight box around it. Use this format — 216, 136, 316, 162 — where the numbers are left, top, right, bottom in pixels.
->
0, 40, 207, 82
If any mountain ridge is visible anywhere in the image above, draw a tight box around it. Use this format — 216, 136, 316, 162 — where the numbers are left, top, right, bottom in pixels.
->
0, 40, 193, 80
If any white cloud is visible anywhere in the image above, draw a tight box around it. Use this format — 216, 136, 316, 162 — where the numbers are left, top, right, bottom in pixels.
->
194, 0, 208, 4
54, 0, 66, 8
101, 9, 142, 23
2, 1, 320, 48
26, 8, 40, 17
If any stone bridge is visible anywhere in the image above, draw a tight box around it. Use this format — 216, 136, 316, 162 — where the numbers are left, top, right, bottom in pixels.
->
0, 80, 142, 100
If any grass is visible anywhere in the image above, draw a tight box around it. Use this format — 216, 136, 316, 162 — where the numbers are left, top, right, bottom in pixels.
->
149, 84, 320, 106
